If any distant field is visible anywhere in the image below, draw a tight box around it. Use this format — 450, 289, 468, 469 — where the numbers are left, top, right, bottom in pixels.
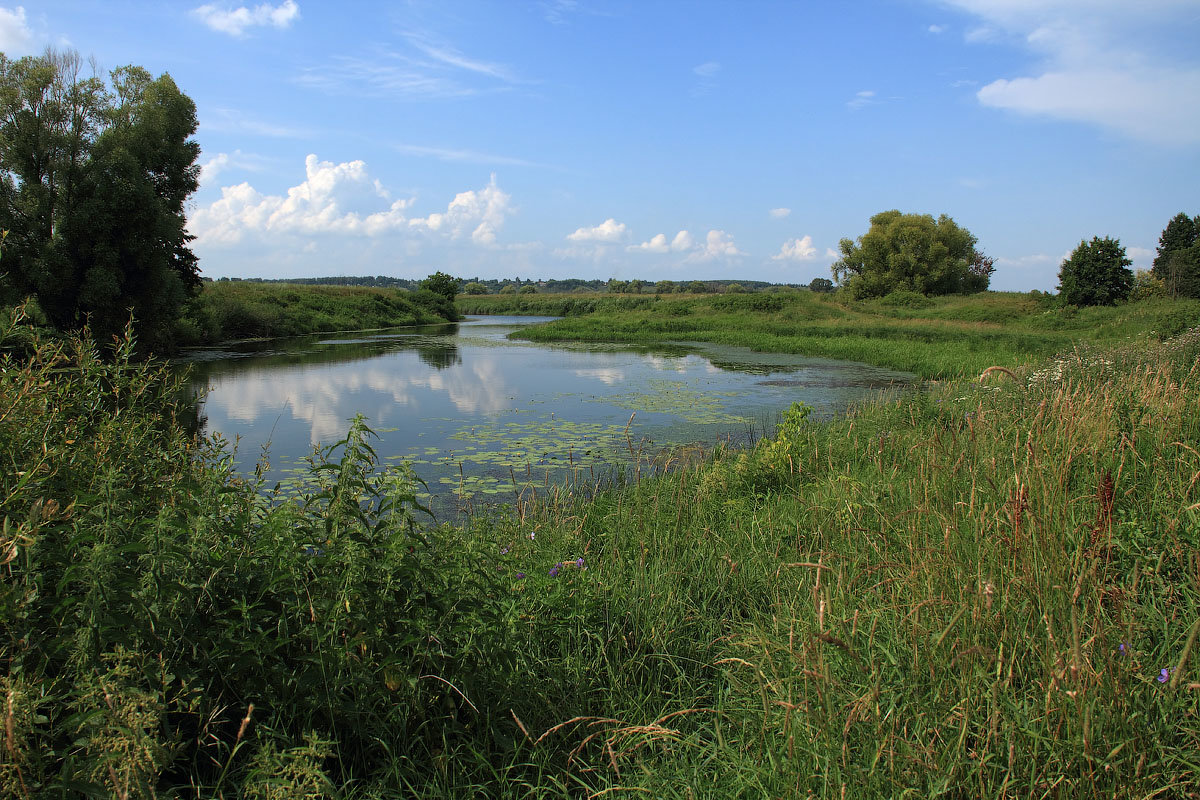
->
461, 290, 1200, 379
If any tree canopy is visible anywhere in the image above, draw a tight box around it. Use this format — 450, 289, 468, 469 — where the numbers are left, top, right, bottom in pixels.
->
831, 210, 988, 299
418, 271, 460, 301
1057, 236, 1133, 306
0, 50, 201, 352
1151, 212, 1200, 299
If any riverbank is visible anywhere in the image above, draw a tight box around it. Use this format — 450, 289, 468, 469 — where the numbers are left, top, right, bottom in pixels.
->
177, 281, 457, 345
3, 299, 1199, 797
462, 290, 1200, 379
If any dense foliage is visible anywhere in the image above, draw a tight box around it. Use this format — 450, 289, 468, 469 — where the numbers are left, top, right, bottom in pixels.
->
1058, 236, 1134, 306
832, 210, 990, 299
1152, 212, 1200, 299
0, 51, 200, 352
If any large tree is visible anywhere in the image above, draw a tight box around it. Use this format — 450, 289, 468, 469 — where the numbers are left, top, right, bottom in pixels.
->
0, 50, 200, 352
1151, 212, 1200, 299
1057, 236, 1133, 306
831, 210, 987, 299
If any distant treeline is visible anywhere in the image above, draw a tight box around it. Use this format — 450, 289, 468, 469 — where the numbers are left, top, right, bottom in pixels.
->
212, 275, 812, 294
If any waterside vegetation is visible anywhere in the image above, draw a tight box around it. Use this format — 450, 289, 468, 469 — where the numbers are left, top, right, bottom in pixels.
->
462, 289, 1200, 380
176, 281, 458, 346
3, 292, 1200, 796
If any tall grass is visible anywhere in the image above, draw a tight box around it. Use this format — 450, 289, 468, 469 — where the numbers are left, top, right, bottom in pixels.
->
178, 281, 457, 345
2, 297, 1199, 797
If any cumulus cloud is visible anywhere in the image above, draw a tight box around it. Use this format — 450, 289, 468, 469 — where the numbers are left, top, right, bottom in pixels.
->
942, 0, 1200, 144
0, 6, 34, 54
190, 154, 512, 247
769, 207, 791, 219
628, 230, 695, 254
685, 230, 744, 262
771, 235, 819, 262
567, 218, 628, 243
191, 0, 299, 36
929, 23, 947, 33
408, 174, 513, 245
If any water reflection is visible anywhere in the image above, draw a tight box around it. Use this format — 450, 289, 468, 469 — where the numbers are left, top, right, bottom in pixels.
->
179, 316, 913, 514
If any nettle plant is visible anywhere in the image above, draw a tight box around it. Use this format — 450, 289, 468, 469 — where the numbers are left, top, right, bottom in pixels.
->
761, 401, 812, 474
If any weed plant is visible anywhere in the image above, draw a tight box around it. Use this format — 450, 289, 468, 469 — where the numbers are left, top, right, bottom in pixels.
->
2, 299, 1199, 797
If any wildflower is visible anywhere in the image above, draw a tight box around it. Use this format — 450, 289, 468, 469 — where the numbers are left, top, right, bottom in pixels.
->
528, 531, 536, 540
1119, 643, 1128, 655
576, 557, 585, 569
500, 547, 510, 556
549, 561, 563, 578
1159, 668, 1171, 683
516, 572, 526, 580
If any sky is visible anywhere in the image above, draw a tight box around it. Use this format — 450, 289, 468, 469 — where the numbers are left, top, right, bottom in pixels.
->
4, 1, 1200, 290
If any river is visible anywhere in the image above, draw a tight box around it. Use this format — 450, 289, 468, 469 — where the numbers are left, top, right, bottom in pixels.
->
182, 316, 913, 517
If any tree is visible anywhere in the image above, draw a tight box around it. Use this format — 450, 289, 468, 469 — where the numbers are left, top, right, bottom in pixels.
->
831, 210, 986, 299
419, 271, 460, 301
0, 50, 200, 352
1152, 212, 1200, 298
462, 281, 488, 295
724, 282, 746, 293
808, 277, 834, 293
518, 284, 536, 294
1057, 236, 1133, 306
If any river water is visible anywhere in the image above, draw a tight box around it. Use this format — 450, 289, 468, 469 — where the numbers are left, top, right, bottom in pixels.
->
182, 316, 912, 516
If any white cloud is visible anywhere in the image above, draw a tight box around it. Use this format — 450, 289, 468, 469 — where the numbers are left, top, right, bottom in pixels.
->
941, 0, 1200, 145
192, 0, 299, 36
686, 230, 744, 262
629, 233, 669, 254
0, 6, 34, 54
190, 154, 512, 248
929, 23, 947, 33
847, 89, 875, 109
408, 174, 513, 245
769, 207, 791, 219
203, 108, 310, 138
628, 230, 696, 254
978, 68, 1200, 145
198, 150, 271, 186
567, 218, 628, 243
1127, 246, 1155, 270
693, 61, 721, 78
771, 235, 819, 262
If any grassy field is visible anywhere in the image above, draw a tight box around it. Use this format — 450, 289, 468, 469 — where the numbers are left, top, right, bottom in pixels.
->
3, 295, 1199, 797
461, 290, 1200, 379
178, 281, 457, 345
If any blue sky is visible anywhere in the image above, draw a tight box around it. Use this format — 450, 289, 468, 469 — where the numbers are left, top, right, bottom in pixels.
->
6, 1, 1200, 289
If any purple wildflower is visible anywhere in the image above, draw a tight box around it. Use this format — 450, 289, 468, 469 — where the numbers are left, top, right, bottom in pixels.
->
1119, 643, 1127, 655
1158, 668, 1171, 683
516, 572, 526, 580
500, 547, 510, 556
576, 557, 585, 569
548, 565, 560, 578
528, 531, 536, 540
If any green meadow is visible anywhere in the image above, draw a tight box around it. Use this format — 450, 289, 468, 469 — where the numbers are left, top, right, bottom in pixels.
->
461, 289, 1200, 379
2, 293, 1200, 797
